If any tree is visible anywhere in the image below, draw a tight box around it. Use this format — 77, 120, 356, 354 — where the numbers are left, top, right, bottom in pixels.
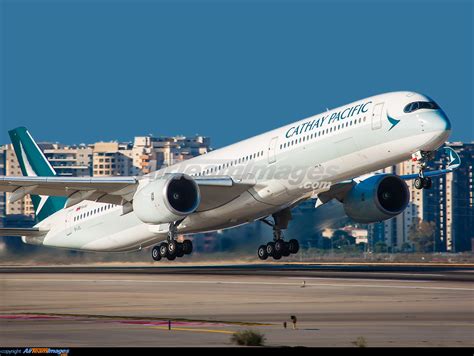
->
374, 241, 388, 253
408, 218, 436, 252
401, 242, 413, 253
331, 230, 355, 249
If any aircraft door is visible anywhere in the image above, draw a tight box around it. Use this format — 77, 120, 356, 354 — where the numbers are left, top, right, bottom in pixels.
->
66, 210, 74, 236
268, 136, 278, 164
371, 102, 384, 130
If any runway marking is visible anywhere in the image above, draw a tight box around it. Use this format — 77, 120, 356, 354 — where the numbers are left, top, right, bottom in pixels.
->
286, 277, 433, 282
3, 278, 474, 291
151, 326, 234, 334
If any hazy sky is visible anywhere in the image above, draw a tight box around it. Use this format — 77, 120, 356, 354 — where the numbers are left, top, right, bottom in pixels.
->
1, 0, 473, 148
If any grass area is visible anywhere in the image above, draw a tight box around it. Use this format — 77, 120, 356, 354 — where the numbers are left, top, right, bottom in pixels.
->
352, 336, 367, 347
231, 330, 266, 346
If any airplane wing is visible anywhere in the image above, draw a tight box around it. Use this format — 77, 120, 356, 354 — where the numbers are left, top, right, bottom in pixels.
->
0, 175, 255, 211
314, 180, 354, 208
0, 176, 139, 206
315, 146, 461, 208
398, 146, 461, 180
0, 227, 48, 237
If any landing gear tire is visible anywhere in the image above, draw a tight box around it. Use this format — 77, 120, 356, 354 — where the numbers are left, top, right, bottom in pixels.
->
273, 252, 282, 260
266, 242, 275, 256
167, 240, 177, 255
275, 240, 290, 257
288, 239, 300, 254
182, 239, 193, 255
414, 177, 424, 190
176, 243, 184, 258
257, 245, 268, 260
415, 177, 432, 190
152, 246, 161, 261
159, 243, 168, 258
274, 240, 286, 254
166, 251, 177, 260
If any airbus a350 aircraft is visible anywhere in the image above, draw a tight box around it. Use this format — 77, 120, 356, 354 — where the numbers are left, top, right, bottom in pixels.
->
0, 91, 460, 261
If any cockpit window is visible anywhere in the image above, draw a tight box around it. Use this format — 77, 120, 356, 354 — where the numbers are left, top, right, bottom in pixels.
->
403, 101, 439, 113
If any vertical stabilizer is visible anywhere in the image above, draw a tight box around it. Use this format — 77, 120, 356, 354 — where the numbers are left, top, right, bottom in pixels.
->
8, 127, 66, 221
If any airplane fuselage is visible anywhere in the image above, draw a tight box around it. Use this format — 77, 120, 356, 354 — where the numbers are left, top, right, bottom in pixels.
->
29, 91, 451, 252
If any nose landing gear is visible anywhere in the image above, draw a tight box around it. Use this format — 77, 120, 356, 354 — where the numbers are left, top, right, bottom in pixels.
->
414, 176, 432, 190
258, 208, 299, 261
412, 150, 434, 190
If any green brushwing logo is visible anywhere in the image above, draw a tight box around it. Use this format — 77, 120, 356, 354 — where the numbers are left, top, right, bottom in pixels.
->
8, 127, 66, 221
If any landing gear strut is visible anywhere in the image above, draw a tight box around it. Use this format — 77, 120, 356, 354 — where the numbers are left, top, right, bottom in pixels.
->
258, 208, 299, 261
412, 150, 433, 190
151, 219, 193, 262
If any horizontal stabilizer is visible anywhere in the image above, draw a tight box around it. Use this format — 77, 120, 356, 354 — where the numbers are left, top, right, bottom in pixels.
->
0, 227, 48, 237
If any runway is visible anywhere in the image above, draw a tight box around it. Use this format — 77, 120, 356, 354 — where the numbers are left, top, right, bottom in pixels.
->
1, 264, 473, 347
1, 262, 473, 281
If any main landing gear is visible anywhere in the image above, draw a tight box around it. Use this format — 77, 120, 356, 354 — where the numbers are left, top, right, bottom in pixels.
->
151, 220, 193, 261
257, 208, 299, 261
412, 150, 433, 190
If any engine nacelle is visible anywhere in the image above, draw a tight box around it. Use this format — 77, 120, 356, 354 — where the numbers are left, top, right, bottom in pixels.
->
343, 174, 409, 223
133, 174, 200, 224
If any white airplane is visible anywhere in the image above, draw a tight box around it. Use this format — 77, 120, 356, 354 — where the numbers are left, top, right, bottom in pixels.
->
0, 91, 460, 261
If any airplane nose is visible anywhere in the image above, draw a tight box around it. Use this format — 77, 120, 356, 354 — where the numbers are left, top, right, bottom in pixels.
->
417, 110, 451, 151
419, 110, 451, 133
438, 110, 451, 131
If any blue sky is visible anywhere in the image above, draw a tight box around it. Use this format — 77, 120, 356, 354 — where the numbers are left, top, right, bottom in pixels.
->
1, 0, 473, 148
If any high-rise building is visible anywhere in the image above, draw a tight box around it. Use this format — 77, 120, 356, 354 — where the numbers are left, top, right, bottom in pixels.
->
146, 135, 211, 171
92, 141, 138, 177
368, 142, 474, 252
39, 143, 93, 177
423, 142, 474, 252
0, 146, 6, 219
4, 144, 35, 216
91, 135, 211, 177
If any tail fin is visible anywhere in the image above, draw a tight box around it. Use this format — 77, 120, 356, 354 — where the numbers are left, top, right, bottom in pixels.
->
8, 127, 66, 221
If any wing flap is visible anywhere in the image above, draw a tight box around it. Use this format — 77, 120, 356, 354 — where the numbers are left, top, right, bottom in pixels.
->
195, 176, 256, 211
0, 176, 139, 206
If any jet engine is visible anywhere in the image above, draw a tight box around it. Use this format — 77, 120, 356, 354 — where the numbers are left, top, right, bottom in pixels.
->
133, 174, 200, 224
343, 174, 409, 223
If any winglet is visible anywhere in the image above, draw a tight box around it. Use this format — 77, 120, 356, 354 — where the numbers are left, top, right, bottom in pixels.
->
443, 146, 461, 171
